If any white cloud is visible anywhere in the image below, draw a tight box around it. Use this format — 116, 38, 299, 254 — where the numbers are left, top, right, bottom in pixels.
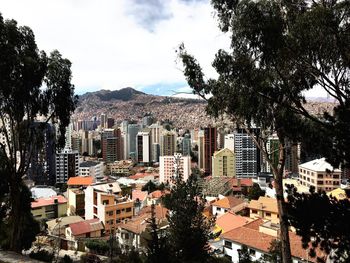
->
0, 0, 229, 94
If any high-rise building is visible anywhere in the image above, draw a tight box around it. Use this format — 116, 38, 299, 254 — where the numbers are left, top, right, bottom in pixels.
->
198, 127, 217, 175
182, 134, 191, 156
64, 123, 73, 150
160, 131, 176, 156
285, 141, 300, 175
212, 148, 236, 177
224, 134, 235, 153
149, 122, 162, 161
136, 130, 151, 164
102, 128, 122, 162
234, 128, 260, 178
100, 113, 106, 128
142, 114, 154, 127
106, 118, 115, 129
127, 124, 140, 160
217, 129, 226, 150
159, 153, 191, 184
152, 143, 160, 163
55, 149, 79, 183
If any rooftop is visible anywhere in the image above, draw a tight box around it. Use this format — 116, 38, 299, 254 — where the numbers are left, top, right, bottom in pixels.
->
31, 195, 67, 208
132, 190, 148, 202
80, 161, 101, 168
67, 176, 94, 186
47, 216, 84, 230
248, 196, 278, 214
69, 218, 104, 236
92, 181, 121, 193
212, 196, 245, 209
215, 212, 252, 233
299, 158, 341, 173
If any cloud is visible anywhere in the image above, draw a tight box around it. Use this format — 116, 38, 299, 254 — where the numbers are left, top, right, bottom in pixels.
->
125, 0, 173, 32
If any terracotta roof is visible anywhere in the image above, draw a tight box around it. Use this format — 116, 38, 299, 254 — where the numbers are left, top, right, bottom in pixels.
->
248, 196, 278, 214
230, 178, 253, 187
216, 212, 252, 233
139, 205, 168, 220
212, 196, 245, 209
31, 195, 67, 208
148, 190, 169, 199
69, 219, 104, 236
67, 176, 94, 186
222, 221, 326, 262
132, 190, 148, 202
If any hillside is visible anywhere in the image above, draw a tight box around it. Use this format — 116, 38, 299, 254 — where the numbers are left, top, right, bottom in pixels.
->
74, 87, 337, 129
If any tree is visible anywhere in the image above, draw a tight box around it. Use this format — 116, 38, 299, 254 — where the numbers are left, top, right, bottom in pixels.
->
286, 186, 350, 262
145, 204, 170, 263
259, 240, 282, 263
162, 173, 216, 263
0, 14, 76, 251
142, 180, 158, 193
178, 1, 350, 262
247, 183, 265, 200
238, 245, 254, 263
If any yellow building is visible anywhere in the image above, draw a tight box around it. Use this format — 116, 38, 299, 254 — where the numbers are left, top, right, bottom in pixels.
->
212, 148, 236, 177
85, 182, 134, 234
31, 195, 67, 220
248, 196, 279, 224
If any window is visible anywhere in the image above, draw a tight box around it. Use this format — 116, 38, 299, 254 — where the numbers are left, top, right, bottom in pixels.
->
251, 209, 257, 214
116, 210, 121, 214
126, 207, 132, 213
265, 212, 271, 217
217, 207, 221, 211
224, 240, 232, 249
107, 211, 113, 216
318, 174, 323, 179
317, 181, 323, 185
102, 200, 109, 205
249, 249, 256, 256
333, 174, 339, 179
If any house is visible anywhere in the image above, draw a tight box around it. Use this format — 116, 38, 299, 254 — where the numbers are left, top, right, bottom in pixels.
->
31, 195, 67, 220
85, 182, 134, 234
212, 196, 246, 216
214, 212, 252, 235
67, 176, 94, 216
146, 190, 169, 206
248, 196, 279, 224
221, 219, 326, 262
116, 205, 168, 251
46, 216, 84, 236
65, 218, 104, 240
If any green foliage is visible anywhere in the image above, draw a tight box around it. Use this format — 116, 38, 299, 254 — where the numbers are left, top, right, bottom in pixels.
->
247, 183, 265, 200
80, 253, 101, 263
142, 181, 158, 193
238, 245, 254, 263
162, 174, 216, 263
0, 12, 76, 251
85, 240, 110, 255
259, 240, 282, 263
29, 249, 54, 262
287, 185, 350, 262
60, 255, 74, 263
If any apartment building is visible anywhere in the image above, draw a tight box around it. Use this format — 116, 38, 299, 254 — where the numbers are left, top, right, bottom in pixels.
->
85, 182, 134, 233
79, 161, 104, 179
212, 148, 236, 177
159, 153, 191, 184
299, 158, 341, 192
31, 195, 67, 220
56, 149, 79, 183
248, 196, 279, 224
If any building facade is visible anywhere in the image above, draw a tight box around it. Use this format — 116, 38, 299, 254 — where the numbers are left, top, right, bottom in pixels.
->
55, 149, 79, 183
159, 153, 191, 183
212, 148, 236, 177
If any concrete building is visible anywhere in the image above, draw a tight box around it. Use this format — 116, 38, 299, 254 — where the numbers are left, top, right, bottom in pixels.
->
159, 153, 191, 184
224, 134, 235, 153
79, 161, 104, 179
234, 128, 260, 178
85, 182, 134, 234
182, 133, 191, 156
101, 128, 122, 162
67, 176, 94, 216
55, 149, 79, 183
248, 196, 279, 224
136, 130, 151, 164
299, 158, 341, 192
152, 143, 160, 163
212, 148, 236, 177
127, 124, 141, 160
31, 195, 67, 220
198, 127, 217, 175
149, 122, 162, 161
160, 131, 176, 156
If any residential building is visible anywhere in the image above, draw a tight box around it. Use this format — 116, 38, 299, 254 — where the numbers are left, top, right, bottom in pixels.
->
212, 196, 246, 216
127, 124, 141, 160
214, 212, 252, 236
46, 216, 84, 237
248, 196, 279, 224
55, 149, 79, 183
298, 158, 341, 192
149, 122, 162, 161
106, 117, 115, 128
221, 219, 325, 262
132, 190, 148, 214
160, 130, 176, 156
67, 176, 94, 216
101, 128, 122, 162
66, 218, 104, 241
224, 134, 235, 153
234, 128, 260, 178
198, 127, 217, 175
212, 148, 236, 177
159, 153, 191, 184
106, 160, 134, 176
136, 130, 151, 164
152, 143, 160, 163
79, 161, 104, 179
100, 113, 106, 128
85, 182, 134, 233
31, 195, 67, 220
182, 133, 191, 156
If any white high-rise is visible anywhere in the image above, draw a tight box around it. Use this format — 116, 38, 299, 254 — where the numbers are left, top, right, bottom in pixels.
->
159, 153, 191, 184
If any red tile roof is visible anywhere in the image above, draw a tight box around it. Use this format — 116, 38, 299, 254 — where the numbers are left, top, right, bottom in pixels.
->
216, 212, 252, 233
69, 219, 104, 236
31, 195, 67, 208
132, 190, 148, 202
212, 196, 245, 209
67, 176, 94, 186
139, 205, 168, 220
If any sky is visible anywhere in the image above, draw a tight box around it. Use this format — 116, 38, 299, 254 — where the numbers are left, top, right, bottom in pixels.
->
1, 0, 327, 98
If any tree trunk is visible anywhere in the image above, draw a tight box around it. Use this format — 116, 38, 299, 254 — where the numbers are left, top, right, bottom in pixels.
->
8, 176, 24, 252
275, 142, 293, 263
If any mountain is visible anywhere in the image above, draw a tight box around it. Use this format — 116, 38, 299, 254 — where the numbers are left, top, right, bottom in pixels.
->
74, 87, 214, 129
